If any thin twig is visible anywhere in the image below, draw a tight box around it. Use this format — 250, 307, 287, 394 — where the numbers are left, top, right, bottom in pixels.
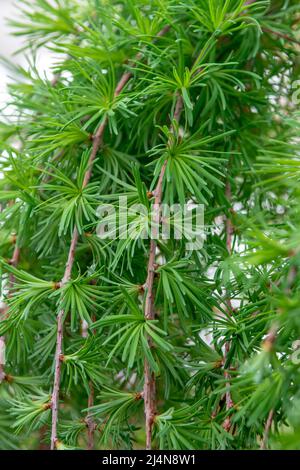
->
242, 1, 300, 46
262, 27, 300, 46
242, 0, 258, 15
259, 264, 298, 449
222, 180, 235, 432
0, 242, 21, 384
260, 408, 274, 450
50, 24, 171, 450
81, 317, 95, 449
0, 65, 64, 388
86, 381, 95, 450
143, 94, 183, 450
50, 115, 107, 449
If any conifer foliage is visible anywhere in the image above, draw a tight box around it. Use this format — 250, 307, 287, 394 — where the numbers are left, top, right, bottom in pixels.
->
0, 0, 300, 450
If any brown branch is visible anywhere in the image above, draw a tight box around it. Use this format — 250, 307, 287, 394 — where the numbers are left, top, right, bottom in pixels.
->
241, 0, 258, 15
143, 94, 183, 450
50, 114, 108, 449
258, 264, 297, 449
262, 27, 300, 47
50, 72, 62, 88
260, 408, 274, 450
8, 243, 21, 286
0, 242, 21, 384
222, 180, 235, 432
9, 245, 20, 269
50, 24, 171, 451
0, 337, 6, 384
81, 317, 95, 449
242, 1, 300, 46
0, 65, 64, 387
86, 381, 95, 450
262, 263, 297, 355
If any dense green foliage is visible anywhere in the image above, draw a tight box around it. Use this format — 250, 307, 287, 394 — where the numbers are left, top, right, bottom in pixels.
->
0, 0, 300, 450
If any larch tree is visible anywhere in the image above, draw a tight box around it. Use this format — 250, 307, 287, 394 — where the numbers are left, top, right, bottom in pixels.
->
0, 0, 300, 451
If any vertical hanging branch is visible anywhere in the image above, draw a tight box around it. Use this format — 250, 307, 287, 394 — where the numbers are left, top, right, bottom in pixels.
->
222, 179, 235, 432
142, 42, 211, 448
50, 118, 107, 450
0, 241, 20, 384
50, 25, 171, 450
260, 408, 274, 450
259, 263, 298, 449
243, 1, 300, 44
86, 382, 95, 450
0, 337, 5, 384
1, 0, 298, 452
0, 67, 63, 386
82, 319, 95, 449
143, 94, 183, 450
